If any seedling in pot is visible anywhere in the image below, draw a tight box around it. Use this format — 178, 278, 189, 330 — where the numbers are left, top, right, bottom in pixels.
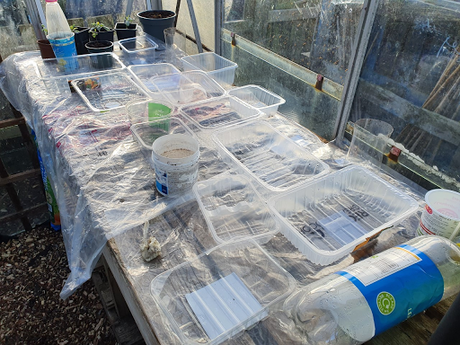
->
89, 21, 111, 39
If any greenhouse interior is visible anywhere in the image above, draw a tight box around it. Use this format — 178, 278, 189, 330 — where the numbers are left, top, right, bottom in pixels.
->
1, 0, 460, 344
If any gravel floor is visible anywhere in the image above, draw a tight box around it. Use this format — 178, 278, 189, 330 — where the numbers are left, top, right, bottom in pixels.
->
0, 224, 118, 345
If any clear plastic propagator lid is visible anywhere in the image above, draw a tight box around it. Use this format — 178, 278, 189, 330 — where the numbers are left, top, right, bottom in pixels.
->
213, 120, 330, 196
180, 96, 261, 130
193, 173, 280, 243
150, 239, 295, 345
269, 165, 419, 265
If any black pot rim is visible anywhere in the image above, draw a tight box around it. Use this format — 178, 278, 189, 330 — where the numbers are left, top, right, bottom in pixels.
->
74, 27, 89, 33
115, 23, 138, 30
137, 10, 176, 20
85, 40, 114, 49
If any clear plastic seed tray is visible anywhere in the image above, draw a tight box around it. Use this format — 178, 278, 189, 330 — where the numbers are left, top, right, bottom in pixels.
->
181, 52, 237, 87
150, 240, 295, 345
32, 52, 124, 77
213, 120, 330, 197
71, 72, 150, 112
30, 53, 124, 96
193, 173, 280, 243
128, 63, 180, 92
118, 35, 158, 53
269, 165, 419, 265
130, 117, 194, 168
228, 85, 286, 115
117, 36, 159, 65
181, 96, 260, 130
150, 70, 225, 105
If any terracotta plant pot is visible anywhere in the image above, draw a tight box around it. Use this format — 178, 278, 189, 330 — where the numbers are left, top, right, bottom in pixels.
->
115, 23, 138, 40
37, 39, 56, 59
137, 10, 176, 42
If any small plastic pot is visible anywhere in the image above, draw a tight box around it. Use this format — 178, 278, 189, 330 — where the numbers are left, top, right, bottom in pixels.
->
73, 27, 90, 55
89, 29, 114, 42
115, 23, 137, 40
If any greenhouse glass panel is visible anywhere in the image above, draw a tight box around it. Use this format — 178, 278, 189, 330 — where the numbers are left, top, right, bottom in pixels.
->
0, 0, 38, 58
349, 0, 460, 190
221, 0, 364, 140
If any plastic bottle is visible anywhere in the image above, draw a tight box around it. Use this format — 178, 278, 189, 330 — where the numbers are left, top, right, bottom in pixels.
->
32, 130, 61, 231
45, 0, 72, 39
284, 236, 460, 345
45, 0, 77, 70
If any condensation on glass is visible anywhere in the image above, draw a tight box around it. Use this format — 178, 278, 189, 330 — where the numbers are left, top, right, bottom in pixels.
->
350, 0, 460, 188
221, 0, 364, 140
0, 0, 37, 58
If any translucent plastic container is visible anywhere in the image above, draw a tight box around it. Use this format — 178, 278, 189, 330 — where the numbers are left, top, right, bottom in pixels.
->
228, 85, 286, 115
126, 99, 177, 124
269, 165, 419, 265
150, 70, 226, 105
128, 63, 180, 92
118, 36, 159, 65
119, 35, 158, 53
150, 240, 295, 345
31, 53, 124, 96
71, 71, 150, 112
213, 120, 330, 196
130, 117, 194, 167
181, 52, 237, 87
193, 174, 280, 243
180, 96, 261, 130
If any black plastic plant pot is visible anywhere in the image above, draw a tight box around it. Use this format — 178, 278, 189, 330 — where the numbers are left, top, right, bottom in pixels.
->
89, 29, 114, 42
115, 23, 137, 40
73, 27, 90, 55
137, 10, 176, 42
85, 40, 114, 69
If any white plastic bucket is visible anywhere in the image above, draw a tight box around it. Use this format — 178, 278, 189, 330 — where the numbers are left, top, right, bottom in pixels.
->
417, 189, 460, 240
152, 134, 200, 196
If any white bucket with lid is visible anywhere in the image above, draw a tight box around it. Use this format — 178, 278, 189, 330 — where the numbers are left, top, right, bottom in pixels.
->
152, 134, 200, 196
417, 189, 460, 240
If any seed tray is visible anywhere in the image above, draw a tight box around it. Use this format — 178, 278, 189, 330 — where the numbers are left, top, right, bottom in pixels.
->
181, 96, 260, 130
269, 165, 419, 265
71, 72, 150, 112
193, 173, 279, 243
213, 120, 330, 196
150, 71, 225, 105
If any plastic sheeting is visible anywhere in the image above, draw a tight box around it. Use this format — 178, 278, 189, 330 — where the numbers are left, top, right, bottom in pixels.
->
0, 42, 197, 298
0, 40, 427, 343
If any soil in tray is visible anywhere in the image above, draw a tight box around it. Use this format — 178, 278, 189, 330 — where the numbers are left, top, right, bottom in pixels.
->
140, 11, 175, 19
